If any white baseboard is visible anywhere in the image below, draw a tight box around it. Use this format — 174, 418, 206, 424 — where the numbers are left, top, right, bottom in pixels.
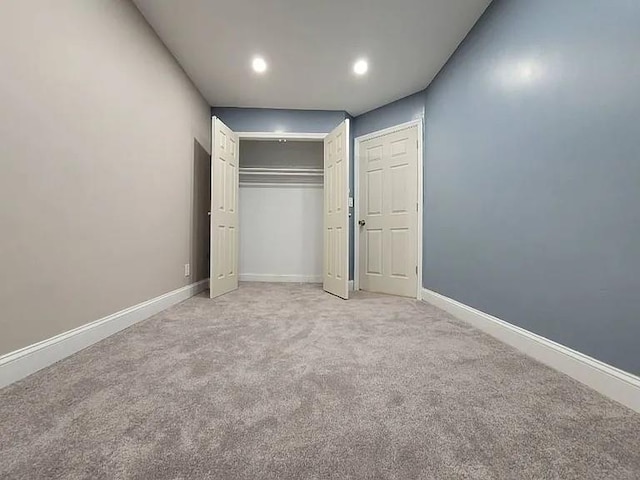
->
240, 274, 322, 283
421, 288, 640, 413
0, 279, 209, 389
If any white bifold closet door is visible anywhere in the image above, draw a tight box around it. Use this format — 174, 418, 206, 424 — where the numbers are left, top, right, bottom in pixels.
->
210, 117, 239, 298
323, 119, 350, 299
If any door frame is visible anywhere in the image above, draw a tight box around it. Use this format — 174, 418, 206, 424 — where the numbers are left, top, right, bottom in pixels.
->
353, 118, 424, 300
225, 127, 331, 282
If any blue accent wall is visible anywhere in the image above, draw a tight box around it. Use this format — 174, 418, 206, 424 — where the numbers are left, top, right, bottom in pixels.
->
421, 0, 640, 373
352, 91, 425, 138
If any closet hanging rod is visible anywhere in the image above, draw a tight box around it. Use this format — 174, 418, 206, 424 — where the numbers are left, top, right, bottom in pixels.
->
239, 168, 323, 176
239, 182, 324, 188
240, 167, 323, 172
240, 172, 323, 177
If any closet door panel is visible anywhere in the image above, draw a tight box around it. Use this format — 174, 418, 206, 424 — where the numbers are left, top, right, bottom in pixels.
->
210, 117, 239, 298
323, 119, 350, 299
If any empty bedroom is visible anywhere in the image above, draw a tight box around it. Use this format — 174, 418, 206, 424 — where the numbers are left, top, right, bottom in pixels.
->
1, 0, 639, 478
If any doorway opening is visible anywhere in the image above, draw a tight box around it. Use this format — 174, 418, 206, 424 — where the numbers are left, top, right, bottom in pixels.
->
210, 118, 350, 300
238, 139, 324, 284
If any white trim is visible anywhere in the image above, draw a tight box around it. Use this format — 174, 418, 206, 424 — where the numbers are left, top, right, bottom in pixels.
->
421, 288, 640, 413
354, 119, 423, 143
352, 134, 360, 292
354, 118, 424, 299
236, 131, 327, 141
344, 119, 351, 299
348, 280, 355, 292
240, 274, 322, 283
416, 122, 424, 301
0, 279, 209, 389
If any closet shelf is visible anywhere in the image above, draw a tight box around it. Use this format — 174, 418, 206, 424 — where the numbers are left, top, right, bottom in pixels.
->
239, 167, 324, 186
239, 167, 323, 176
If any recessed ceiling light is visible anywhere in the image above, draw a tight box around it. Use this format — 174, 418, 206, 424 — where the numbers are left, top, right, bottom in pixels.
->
353, 59, 368, 75
252, 56, 267, 73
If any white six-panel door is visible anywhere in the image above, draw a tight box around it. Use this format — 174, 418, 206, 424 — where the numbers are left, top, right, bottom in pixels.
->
358, 124, 418, 298
210, 117, 239, 298
323, 119, 350, 299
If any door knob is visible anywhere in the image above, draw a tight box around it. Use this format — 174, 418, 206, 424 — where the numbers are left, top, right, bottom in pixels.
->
358, 219, 366, 227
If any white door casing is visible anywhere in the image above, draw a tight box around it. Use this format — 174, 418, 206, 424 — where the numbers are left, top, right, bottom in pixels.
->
358, 124, 418, 298
323, 119, 350, 299
210, 117, 239, 298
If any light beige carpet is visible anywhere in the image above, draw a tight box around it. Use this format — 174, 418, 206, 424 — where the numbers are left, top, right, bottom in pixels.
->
1, 282, 639, 479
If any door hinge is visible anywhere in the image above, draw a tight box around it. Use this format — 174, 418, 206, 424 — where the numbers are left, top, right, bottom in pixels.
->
415, 266, 418, 275
416, 202, 418, 212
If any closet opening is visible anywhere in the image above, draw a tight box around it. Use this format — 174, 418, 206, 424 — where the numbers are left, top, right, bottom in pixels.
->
238, 139, 324, 284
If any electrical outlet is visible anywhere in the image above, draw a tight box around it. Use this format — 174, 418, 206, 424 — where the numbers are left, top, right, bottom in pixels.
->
184, 263, 190, 277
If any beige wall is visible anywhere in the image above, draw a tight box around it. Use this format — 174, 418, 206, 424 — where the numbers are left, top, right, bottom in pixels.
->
0, 0, 211, 355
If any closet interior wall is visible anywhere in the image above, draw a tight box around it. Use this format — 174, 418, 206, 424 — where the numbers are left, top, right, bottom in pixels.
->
239, 140, 324, 283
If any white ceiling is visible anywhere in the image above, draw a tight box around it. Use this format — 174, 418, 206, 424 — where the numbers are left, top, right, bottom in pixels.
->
132, 0, 491, 115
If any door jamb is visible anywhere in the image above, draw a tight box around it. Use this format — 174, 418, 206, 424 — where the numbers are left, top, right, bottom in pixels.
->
353, 118, 424, 300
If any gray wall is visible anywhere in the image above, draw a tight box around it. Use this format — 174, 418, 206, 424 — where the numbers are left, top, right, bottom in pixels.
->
0, 0, 211, 355
239, 141, 323, 169
211, 107, 347, 134
422, 0, 640, 374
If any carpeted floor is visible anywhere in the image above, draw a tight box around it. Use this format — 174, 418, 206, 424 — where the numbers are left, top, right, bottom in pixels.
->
1, 283, 639, 479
